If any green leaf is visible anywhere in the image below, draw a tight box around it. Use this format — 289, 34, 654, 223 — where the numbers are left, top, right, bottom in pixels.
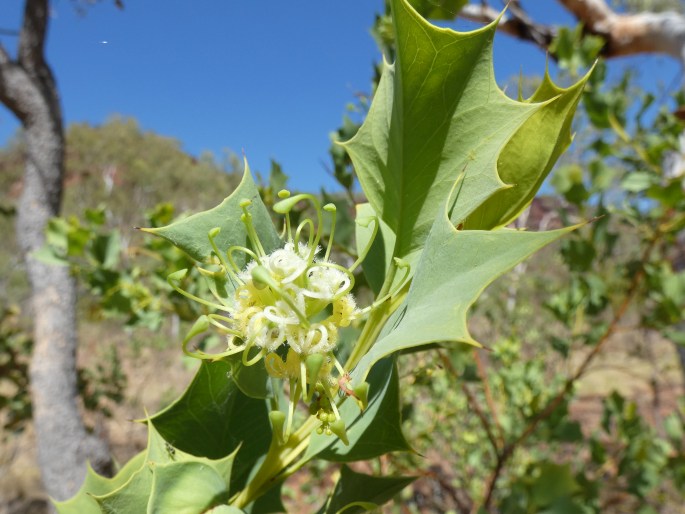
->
538, 498, 586, 514
352, 197, 579, 382
92, 231, 121, 269
54, 453, 147, 514
148, 461, 231, 514
464, 68, 591, 229
306, 357, 411, 462
319, 465, 415, 514
531, 462, 580, 507
355, 203, 396, 294
32, 245, 69, 266
141, 163, 281, 264
57, 418, 240, 514
92, 465, 153, 514
344, 0, 542, 259
148, 360, 271, 491
227, 352, 273, 399
621, 171, 654, 193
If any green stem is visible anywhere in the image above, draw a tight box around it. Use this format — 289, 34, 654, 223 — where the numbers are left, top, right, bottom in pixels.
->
345, 260, 399, 369
231, 416, 319, 508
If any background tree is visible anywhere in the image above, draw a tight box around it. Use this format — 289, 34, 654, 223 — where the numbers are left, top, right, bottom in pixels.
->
0, 0, 113, 501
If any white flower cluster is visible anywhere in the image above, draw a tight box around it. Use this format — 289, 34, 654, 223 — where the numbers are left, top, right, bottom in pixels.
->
231, 242, 357, 356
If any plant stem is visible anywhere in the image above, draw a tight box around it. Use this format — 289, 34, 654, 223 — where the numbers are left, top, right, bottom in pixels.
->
473, 350, 505, 445
231, 416, 318, 508
344, 260, 399, 369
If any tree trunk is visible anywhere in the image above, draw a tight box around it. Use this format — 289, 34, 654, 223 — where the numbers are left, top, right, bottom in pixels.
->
0, 0, 111, 503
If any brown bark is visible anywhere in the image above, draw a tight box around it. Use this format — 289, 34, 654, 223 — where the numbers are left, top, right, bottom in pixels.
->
0, 0, 111, 502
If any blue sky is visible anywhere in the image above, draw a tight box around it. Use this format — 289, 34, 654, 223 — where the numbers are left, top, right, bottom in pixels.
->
0, 1, 681, 192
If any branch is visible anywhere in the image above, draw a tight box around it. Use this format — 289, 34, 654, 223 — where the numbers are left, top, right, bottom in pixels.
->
0, 42, 33, 122
18, 0, 49, 75
557, 0, 685, 60
460, 1, 685, 64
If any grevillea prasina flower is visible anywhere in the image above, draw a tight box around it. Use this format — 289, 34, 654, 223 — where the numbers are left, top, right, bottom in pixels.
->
170, 190, 400, 443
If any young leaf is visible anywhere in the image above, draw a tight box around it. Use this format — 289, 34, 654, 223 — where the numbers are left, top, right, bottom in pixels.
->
344, 0, 541, 259
141, 162, 280, 264
464, 67, 591, 229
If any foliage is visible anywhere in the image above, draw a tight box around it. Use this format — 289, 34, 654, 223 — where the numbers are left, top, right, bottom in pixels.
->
55, 0, 590, 511
0, 305, 31, 434
370, 12, 685, 512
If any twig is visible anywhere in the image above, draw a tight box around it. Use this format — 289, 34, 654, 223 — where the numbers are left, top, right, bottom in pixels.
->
473, 350, 505, 444
438, 351, 500, 452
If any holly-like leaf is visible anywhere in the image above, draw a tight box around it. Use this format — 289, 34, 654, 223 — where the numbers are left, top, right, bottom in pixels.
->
317, 465, 415, 514
54, 453, 147, 514
464, 68, 591, 229
56, 420, 239, 514
352, 195, 580, 382
344, 0, 540, 260
149, 360, 271, 492
148, 461, 231, 513
141, 162, 281, 264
